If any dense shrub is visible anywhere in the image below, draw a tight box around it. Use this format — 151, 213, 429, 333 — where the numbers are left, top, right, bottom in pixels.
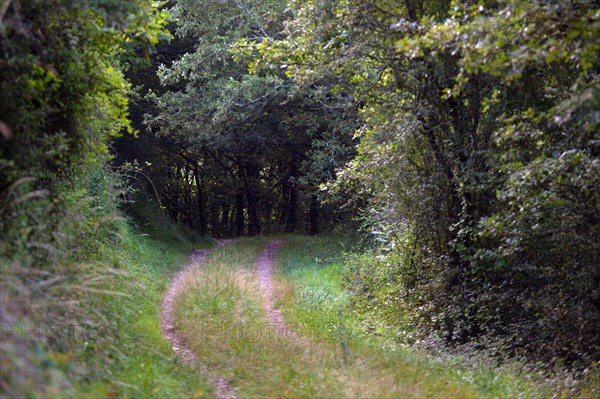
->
260, 0, 600, 367
0, 1, 168, 396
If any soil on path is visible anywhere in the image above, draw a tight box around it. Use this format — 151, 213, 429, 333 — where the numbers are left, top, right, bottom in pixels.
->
256, 240, 297, 338
160, 240, 237, 399
160, 239, 291, 399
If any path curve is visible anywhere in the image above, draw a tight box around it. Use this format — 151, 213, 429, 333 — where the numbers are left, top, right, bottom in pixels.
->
256, 240, 297, 338
160, 240, 237, 399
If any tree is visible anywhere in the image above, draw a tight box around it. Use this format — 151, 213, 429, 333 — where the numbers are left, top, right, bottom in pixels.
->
0, 1, 168, 395
254, 0, 600, 365
1, 0, 167, 253
142, 0, 356, 236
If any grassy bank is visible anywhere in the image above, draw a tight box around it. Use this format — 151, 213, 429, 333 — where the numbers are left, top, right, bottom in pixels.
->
1, 202, 213, 398
276, 235, 598, 399
73, 214, 213, 398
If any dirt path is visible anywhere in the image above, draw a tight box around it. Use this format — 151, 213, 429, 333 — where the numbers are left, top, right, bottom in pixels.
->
160, 241, 237, 399
256, 240, 296, 338
161, 239, 291, 399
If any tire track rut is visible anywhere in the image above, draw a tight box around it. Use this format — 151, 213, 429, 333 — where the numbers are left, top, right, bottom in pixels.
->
256, 240, 296, 338
161, 239, 291, 399
160, 241, 237, 399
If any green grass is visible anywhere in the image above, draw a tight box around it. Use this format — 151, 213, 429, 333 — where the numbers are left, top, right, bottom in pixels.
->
276, 234, 593, 399
1, 199, 216, 398
174, 236, 479, 398
67, 213, 213, 398
11, 225, 587, 398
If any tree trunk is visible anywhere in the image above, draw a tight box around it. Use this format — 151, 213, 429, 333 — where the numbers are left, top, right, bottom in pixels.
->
245, 162, 261, 235
308, 193, 319, 235
246, 189, 261, 235
221, 203, 230, 237
235, 190, 245, 236
209, 200, 220, 238
285, 160, 298, 232
279, 161, 290, 228
194, 167, 207, 236
184, 167, 194, 227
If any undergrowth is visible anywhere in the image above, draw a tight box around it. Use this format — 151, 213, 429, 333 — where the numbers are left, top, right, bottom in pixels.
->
276, 234, 599, 398
0, 162, 212, 398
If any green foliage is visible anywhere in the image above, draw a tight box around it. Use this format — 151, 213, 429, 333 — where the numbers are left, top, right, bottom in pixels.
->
1, 0, 169, 251
140, 0, 357, 237
0, 1, 180, 397
256, 0, 600, 367
2, 0, 598, 395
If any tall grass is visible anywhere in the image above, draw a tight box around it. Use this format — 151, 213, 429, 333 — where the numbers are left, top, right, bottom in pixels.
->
72, 213, 212, 398
1, 190, 213, 398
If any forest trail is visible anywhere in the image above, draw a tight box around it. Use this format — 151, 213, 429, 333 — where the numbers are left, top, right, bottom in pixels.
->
161, 240, 238, 399
161, 239, 291, 398
160, 237, 540, 398
162, 238, 477, 398
161, 239, 296, 399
